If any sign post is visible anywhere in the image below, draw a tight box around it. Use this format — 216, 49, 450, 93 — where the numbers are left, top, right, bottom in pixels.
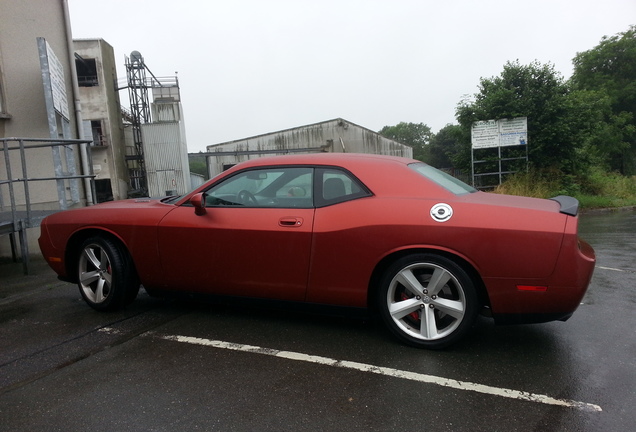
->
471, 117, 528, 188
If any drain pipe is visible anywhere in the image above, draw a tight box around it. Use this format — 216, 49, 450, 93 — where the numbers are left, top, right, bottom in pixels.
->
62, 0, 94, 205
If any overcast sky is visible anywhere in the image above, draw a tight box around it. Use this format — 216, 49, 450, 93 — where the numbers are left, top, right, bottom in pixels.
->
68, 0, 635, 153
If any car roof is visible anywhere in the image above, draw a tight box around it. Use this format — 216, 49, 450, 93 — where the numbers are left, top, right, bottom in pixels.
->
178, 152, 449, 205
211, 152, 450, 199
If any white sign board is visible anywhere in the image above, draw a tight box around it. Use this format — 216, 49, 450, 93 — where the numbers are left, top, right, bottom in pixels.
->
44, 41, 70, 120
471, 120, 500, 149
499, 117, 528, 147
472, 117, 527, 149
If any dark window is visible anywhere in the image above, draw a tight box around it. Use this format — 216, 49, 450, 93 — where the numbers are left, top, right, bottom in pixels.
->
95, 179, 113, 203
315, 168, 371, 207
75, 57, 98, 87
90, 120, 106, 146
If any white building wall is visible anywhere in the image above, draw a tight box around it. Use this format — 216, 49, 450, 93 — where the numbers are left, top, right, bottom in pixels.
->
204, 118, 412, 178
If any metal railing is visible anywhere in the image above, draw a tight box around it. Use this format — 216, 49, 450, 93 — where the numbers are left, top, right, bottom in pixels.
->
1, 137, 93, 274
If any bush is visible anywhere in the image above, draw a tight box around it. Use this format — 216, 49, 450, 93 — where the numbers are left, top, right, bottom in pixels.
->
583, 168, 636, 198
494, 170, 561, 198
494, 167, 636, 208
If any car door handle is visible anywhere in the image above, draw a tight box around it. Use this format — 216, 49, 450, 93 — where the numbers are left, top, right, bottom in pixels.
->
279, 217, 303, 227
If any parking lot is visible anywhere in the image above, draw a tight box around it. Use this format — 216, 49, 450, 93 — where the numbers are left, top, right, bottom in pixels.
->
1, 209, 635, 432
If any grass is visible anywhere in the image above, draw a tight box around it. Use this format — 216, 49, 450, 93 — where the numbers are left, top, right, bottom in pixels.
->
493, 170, 561, 199
576, 194, 636, 209
493, 168, 636, 209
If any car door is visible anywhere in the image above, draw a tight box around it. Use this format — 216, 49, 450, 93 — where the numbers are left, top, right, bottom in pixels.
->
156, 166, 315, 301
306, 167, 375, 307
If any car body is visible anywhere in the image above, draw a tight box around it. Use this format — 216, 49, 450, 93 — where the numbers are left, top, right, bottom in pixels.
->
39, 153, 595, 348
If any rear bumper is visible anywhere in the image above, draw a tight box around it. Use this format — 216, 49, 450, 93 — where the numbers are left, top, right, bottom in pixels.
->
486, 235, 595, 322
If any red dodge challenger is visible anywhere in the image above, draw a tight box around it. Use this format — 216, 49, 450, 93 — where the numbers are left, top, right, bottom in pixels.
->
39, 153, 595, 349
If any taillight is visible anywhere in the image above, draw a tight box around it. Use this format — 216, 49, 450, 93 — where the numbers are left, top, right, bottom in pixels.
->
517, 285, 548, 292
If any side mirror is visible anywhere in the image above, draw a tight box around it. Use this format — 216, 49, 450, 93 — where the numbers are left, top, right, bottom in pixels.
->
190, 193, 207, 216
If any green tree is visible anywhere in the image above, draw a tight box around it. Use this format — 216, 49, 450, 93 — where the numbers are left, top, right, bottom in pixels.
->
427, 124, 465, 169
378, 122, 432, 161
571, 25, 636, 174
189, 155, 208, 178
456, 60, 581, 172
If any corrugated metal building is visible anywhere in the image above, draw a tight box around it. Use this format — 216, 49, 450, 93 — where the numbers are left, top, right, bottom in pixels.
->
142, 121, 189, 196
141, 87, 191, 197
204, 118, 412, 178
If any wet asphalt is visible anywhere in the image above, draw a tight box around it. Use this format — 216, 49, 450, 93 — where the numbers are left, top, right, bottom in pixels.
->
0, 209, 635, 431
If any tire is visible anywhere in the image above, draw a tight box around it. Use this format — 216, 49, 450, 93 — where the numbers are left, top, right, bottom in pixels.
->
377, 253, 479, 349
77, 236, 139, 311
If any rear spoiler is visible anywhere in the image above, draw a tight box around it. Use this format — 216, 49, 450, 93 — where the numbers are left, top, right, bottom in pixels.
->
550, 195, 579, 216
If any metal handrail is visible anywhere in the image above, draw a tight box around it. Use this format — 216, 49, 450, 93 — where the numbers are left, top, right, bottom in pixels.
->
1, 137, 93, 273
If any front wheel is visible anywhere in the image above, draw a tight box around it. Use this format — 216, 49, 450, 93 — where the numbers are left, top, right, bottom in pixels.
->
377, 254, 479, 349
77, 236, 139, 311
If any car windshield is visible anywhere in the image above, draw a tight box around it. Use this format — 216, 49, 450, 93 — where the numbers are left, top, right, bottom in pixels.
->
409, 163, 476, 195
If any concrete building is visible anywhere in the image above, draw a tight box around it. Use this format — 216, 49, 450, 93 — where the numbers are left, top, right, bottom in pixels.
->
1, 1, 189, 263
204, 118, 413, 178
1, 1, 76, 140
1, 0, 91, 261
74, 39, 129, 202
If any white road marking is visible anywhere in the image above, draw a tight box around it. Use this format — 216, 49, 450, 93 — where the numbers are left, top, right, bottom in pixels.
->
597, 266, 625, 272
158, 334, 602, 412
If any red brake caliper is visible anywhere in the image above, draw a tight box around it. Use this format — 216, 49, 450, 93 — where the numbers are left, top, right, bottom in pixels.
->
400, 293, 421, 321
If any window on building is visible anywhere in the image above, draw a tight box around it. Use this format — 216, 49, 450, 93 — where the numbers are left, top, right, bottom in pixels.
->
75, 55, 98, 87
89, 120, 106, 146
95, 179, 113, 202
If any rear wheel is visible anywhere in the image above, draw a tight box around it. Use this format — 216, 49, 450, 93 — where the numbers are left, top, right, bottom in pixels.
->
378, 253, 478, 349
77, 236, 139, 311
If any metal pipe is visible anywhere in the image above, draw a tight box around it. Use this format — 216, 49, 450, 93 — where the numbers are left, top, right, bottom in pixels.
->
194, 147, 325, 157
62, 0, 94, 205
2, 139, 17, 229
18, 139, 32, 223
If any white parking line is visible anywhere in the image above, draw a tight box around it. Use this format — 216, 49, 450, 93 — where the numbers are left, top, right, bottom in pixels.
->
597, 266, 625, 272
597, 266, 636, 274
157, 334, 602, 412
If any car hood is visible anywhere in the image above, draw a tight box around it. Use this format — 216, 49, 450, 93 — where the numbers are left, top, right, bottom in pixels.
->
41, 197, 176, 228
89, 197, 169, 209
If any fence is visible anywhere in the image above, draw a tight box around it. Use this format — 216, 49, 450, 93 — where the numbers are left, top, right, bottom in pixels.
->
1, 137, 93, 274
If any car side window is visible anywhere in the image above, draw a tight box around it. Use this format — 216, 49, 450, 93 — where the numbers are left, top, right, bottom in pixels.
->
315, 168, 371, 207
205, 167, 313, 208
